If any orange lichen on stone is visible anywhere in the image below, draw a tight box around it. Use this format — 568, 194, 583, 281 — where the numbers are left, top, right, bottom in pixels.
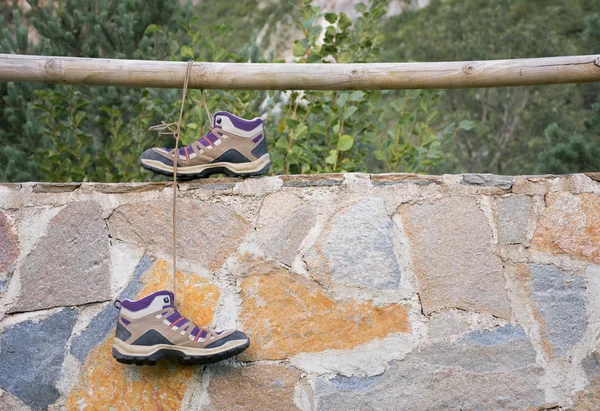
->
66, 339, 194, 411
140, 259, 220, 324
238, 269, 411, 361
532, 192, 600, 263
66, 259, 220, 411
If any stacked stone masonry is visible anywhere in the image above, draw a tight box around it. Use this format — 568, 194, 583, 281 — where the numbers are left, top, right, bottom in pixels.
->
0, 172, 599, 410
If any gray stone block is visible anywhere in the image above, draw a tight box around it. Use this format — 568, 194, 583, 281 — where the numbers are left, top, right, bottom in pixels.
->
309, 197, 401, 290
0, 309, 77, 410
498, 195, 531, 244
462, 174, 514, 189
529, 264, 588, 357
70, 255, 154, 361
400, 196, 511, 318
316, 325, 546, 410
11, 201, 111, 313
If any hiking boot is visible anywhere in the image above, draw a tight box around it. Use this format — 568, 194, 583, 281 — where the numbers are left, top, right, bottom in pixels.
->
112, 290, 250, 365
140, 111, 270, 179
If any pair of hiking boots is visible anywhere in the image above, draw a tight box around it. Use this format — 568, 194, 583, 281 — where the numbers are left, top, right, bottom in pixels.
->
113, 111, 267, 365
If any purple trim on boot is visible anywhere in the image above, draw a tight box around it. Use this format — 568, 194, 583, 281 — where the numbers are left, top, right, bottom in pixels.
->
205, 132, 219, 144
121, 290, 174, 312
199, 329, 208, 338
191, 327, 200, 337
252, 133, 263, 143
166, 312, 182, 323
121, 317, 131, 325
213, 111, 262, 131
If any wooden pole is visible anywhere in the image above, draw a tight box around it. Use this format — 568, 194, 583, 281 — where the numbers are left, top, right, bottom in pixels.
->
1, 53, 599, 90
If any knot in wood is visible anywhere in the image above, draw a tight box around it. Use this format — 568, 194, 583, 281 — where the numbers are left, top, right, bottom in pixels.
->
44, 59, 64, 78
463, 64, 475, 75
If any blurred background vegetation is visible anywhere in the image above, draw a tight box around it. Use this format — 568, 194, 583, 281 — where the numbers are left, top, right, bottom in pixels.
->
0, 0, 599, 182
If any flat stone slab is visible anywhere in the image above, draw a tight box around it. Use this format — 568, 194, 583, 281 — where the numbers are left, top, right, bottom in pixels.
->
306, 197, 401, 290
316, 325, 546, 410
0, 309, 77, 410
532, 192, 600, 264
239, 267, 410, 361
255, 192, 315, 267
400, 196, 511, 318
11, 201, 111, 312
108, 200, 250, 271
498, 195, 531, 244
0, 211, 19, 275
207, 364, 302, 410
528, 264, 588, 357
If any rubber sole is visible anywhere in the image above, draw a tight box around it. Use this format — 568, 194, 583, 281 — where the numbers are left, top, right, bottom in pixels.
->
139, 155, 271, 180
112, 339, 250, 366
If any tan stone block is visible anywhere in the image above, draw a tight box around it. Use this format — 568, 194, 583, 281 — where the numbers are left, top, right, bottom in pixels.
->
532, 192, 600, 263
512, 176, 549, 195
108, 200, 249, 271
255, 192, 315, 266
573, 376, 600, 411
239, 268, 411, 361
231, 253, 282, 277
207, 364, 301, 410
12, 201, 111, 312
66, 260, 220, 411
400, 196, 511, 319
0, 211, 19, 273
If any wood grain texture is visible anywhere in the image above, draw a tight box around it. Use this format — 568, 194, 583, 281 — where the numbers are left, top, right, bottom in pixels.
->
1, 54, 599, 90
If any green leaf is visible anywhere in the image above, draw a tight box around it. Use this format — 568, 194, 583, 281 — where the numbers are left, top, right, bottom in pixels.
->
325, 149, 337, 164
354, 3, 367, 13
373, 150, 387, 161
458, 120, 476, 131
343, 106, 358, 119
338, 13, 352, 30
144, 24, 162, 35
349, 91, 365, 102
180, 45, 194, 58
336, 92, 349, 107
293, 42, 306, 57
311, 123, 327, 135
215, 48, 228, 61
214, 23, 233, 37
338, 134, 354, 151
390, 98, 405, 113
324, 12, 338, 24
292, 124, 308, 140
337, 51, 352, 63
286, 118, 300, 129
332, 121, 341, 135
170, 40, 180, 53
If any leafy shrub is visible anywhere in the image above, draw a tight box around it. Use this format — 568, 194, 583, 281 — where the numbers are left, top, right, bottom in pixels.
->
2, 0, 455, 181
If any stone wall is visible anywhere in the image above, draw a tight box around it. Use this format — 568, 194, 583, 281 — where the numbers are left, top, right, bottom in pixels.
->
0, 172, 599, 410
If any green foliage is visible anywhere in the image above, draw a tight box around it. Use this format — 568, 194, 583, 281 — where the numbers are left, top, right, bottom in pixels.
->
34, 88, 162, 181
382, 0, 598, 175
267, 1, 450, 174
535, 119, 600, 174
2, 0, 466, 181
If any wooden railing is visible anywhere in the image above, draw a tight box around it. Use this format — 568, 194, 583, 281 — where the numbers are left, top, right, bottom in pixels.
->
1, 54, 599, 90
